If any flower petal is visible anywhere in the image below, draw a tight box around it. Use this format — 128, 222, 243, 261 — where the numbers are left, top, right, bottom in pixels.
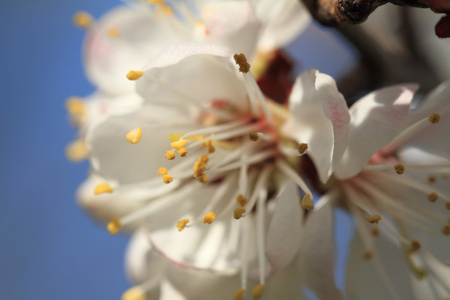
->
282, 70, 350, 183
336, 84, 418, 179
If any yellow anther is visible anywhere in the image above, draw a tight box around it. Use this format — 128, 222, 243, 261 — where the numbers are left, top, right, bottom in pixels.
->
446, 202, 450, 210
94, 183, 113, 195
165, 150, 176, 160
428, 175, 436, 183
170, 139, 188, 149
251, 284, 266, 300
162, 174, 173, 184
177, 219, 189, 231
248, 132, 259, 142
428, 113, 440, 124
65, 140, 89, 162
301, 194, 314, 210
193, 155, 209, 177
178, 148, 188, 157
234, 289, 246, 300
126, 70, 144, 81
196, 174, 208, 184
65, 97, 85, 117
107, 217, 121, 235
236, 194, 249, 207
428, 192, 438, 202
442, 225, 450, 235
201, 140, 215, 153
122, 286, 145, 300
363, 251, 373, 260
169, 133, 184, 142
148, 0, 173, 15
73, 11, 93, 29
298, 143, 308, 155
233, 53, 251, 73
371, 226, 379, 236
126, 127, 143, 144
410, 240, 421, 252
158, 167, 168, 175
108, 27, 119, 38
234, 207, 246, 220
394, 164, 405, 175
366, 214, 382, 224
202, 212, 217, 224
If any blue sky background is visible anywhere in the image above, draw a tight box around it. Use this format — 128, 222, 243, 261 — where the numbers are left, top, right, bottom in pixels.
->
0, 1, 355, 299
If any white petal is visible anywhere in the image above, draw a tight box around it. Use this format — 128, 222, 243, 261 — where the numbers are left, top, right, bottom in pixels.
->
265, 182, 303, 275
299, 197, 343, 300
84, 6, 186, 95
336, 84, 418, 179
282, 70, 350, 183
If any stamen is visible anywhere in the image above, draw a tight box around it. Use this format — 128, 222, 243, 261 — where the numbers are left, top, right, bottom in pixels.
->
196, 174, 208, 184
170, 139, 188, 149
234, 207, 246, 220
365, 214, 382, 224
126, 127, 143, 144
446, 202, 450, 210
94, 183, 113, 195
202, 212, 217, 224
193, 155, 208, 178
363, 251, 373, 260
162, 174, 173, 184
157, 167, 167, 175
233, 53, 250, 73
371, 226, 379, 236
442, 225, 450, 235
73, 11, 93, 29
177, 219, 189, 231
66, 140, 89, 162
394, 164, 405, 175
236, 194, 249, 207
126, 70, 144, 81
177, 148, 188, 157
122, 286, 145, 300
428, 175, 436, 183
248, 132, 259, 142
107, 217, 121, 235
276, 159, 314, 202
251, 284, 266, 300
301, 194, 314, 210
148, 0, 173, 15
107, 27, 119, 38
234, 289, 246, 300
297, 143, 308, 155
201, 140, 215, 153
65, 97, 85, 117
410, 240, 421, 252
428, 192, 438, 203
428, 113, 441, 124
165, 150, 176, 160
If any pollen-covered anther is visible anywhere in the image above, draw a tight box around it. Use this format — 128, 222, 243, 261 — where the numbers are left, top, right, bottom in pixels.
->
301, 194, 314, 210
73, 11, 93, 29
122, 286, 145, 300
66, 140, 89, 162
371, 226, 379, 236
126, 127, 143, 144
126, 70, 144, 81
203, 212, 217, 224
193, 155, 209, 177
196, 174, 208, 184
297, 143, 308, 155
170, 139, 188, 149
251, 284, 266, 300
162, 174, 173, 184
428, 113, 441, 124
165, 150, 176, 160
233, 207, 246, 220
366, 214, 382, 224
364, 251, 373, 260
410, 240, 421, 252
234, 288, 246, 300
428, 175, 436, 183
428, 192, 438, 203
157, 167, 168, 175
233, 53, 251, 73
178, 148, 188, 157
176, 219, 189, 231
107, 217, 121, 235
65, 97, 85, 117
236, 194, 249, 207
442, 225, 450, 235
108, 27, 119, 38
201, 140, 215, 153
248, 132, 259, 142
94, 183, 113, 195
394, 164, 405, 175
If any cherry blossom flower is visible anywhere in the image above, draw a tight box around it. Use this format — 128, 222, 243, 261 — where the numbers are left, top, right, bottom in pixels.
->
82, 44, 344, 299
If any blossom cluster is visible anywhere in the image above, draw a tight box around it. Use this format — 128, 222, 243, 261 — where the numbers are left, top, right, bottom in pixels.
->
68, 1, 450, 299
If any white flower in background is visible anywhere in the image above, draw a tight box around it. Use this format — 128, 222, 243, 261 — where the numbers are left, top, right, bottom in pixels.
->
82, 44, 345, 299
291, 75, 450, 299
